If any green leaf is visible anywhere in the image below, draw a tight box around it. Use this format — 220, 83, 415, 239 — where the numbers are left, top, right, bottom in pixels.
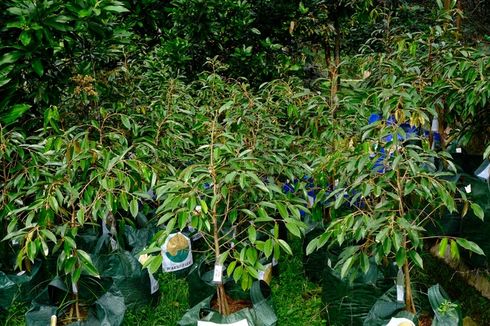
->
276, 202, 288, 219
227, 260, 236, 276
104, 5, 130, 13
450, 240, 460, 260
78, 249, 99, 277
408, 251, 423, 268
340, 256, 353, 279
396, 247, 406, 268
438, 238, 448, 257
285, 222, 301, 238
360, 253, 370, 274
121, 115, 131, 129
40, 229, 57, 244
233, 265, 243, 283
470, 203, 484, 221
32, 58, 44, 76
27, 241, 37, 262
248, 226, 256, 243
48, 196, 59, 213
19, 30, 31, 46
278, 239, 292, 255
0, 104, 31, 124
200, 200, 208, 214
130, 198, 139, 218
455, 238, 485, 256
306, 238, 318, 256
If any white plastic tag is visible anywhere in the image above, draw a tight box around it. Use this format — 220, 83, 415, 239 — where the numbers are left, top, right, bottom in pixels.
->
102, 220, 110, 235
149, 271, 159, 294
16, 270, 26, 276
307, 195, 315, 208
110, 237, 118, 250
465, 184, 472, 193
198, 320, 249, 326
272, 257, 278, 267
213, 264, 223, 283
456, 147, 462, 153
431, 117, 439, 132
396, 285, 404, 302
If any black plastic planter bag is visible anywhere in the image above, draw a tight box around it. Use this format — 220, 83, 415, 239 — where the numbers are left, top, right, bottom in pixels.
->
322, 260, 395, 326
25, 277, 125, 326
428, 284, 462, 326
0, 263, 41, 309
92, 250, 155, 308
456, 174, 490, 268
187, 257, 219, 308
302, 227, 329, 284
178, 280, 277, 326
363, 286, 418, 326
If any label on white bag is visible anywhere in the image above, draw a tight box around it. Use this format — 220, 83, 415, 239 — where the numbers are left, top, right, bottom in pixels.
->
161, 232, 193, 272
213, 264, 223, 283
198, 320, 249, 326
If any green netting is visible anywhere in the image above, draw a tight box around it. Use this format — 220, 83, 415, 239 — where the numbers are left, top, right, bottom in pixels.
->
178, 280, 277, 326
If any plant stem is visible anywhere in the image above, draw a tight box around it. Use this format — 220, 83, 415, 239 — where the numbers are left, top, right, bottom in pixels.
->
404, 260, 416, 314
209, 116, 230, 315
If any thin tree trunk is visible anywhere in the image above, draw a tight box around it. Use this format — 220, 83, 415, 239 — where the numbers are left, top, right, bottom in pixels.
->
323, 40, 331, 75
456, 0, 462, 36
404, 260, 416, 313
333, 9, 341, 89
209, 118, 230, 316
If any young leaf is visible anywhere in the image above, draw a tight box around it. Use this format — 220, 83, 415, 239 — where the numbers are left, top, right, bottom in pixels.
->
455, 238, 485, 256
470, 203, 484, 221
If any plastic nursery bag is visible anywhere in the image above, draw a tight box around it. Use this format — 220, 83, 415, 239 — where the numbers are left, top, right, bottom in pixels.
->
428, 284, 462, 326
178, 281, 277, 326
162, 232, 193, 272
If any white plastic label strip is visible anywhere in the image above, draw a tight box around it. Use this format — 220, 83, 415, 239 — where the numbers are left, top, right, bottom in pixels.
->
213, 264, 223, 283
396, 285, 404, 302
149, 271, 159, 294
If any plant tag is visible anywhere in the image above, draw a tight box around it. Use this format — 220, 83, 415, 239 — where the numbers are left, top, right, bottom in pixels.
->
307, 195, 315, 208
396, 285, 404, 302
213, 264, 223, 283
198, 320, 249, 326
16, 270, 26, 276
161, 232, 193, 272
110, 237, 118, 250
258, 263, 273, 284
102, 220, 110, 235
149, 271, 159, 294
456, 147, 462, 153
431, 117, 439, 132
464, 184, 472, 193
